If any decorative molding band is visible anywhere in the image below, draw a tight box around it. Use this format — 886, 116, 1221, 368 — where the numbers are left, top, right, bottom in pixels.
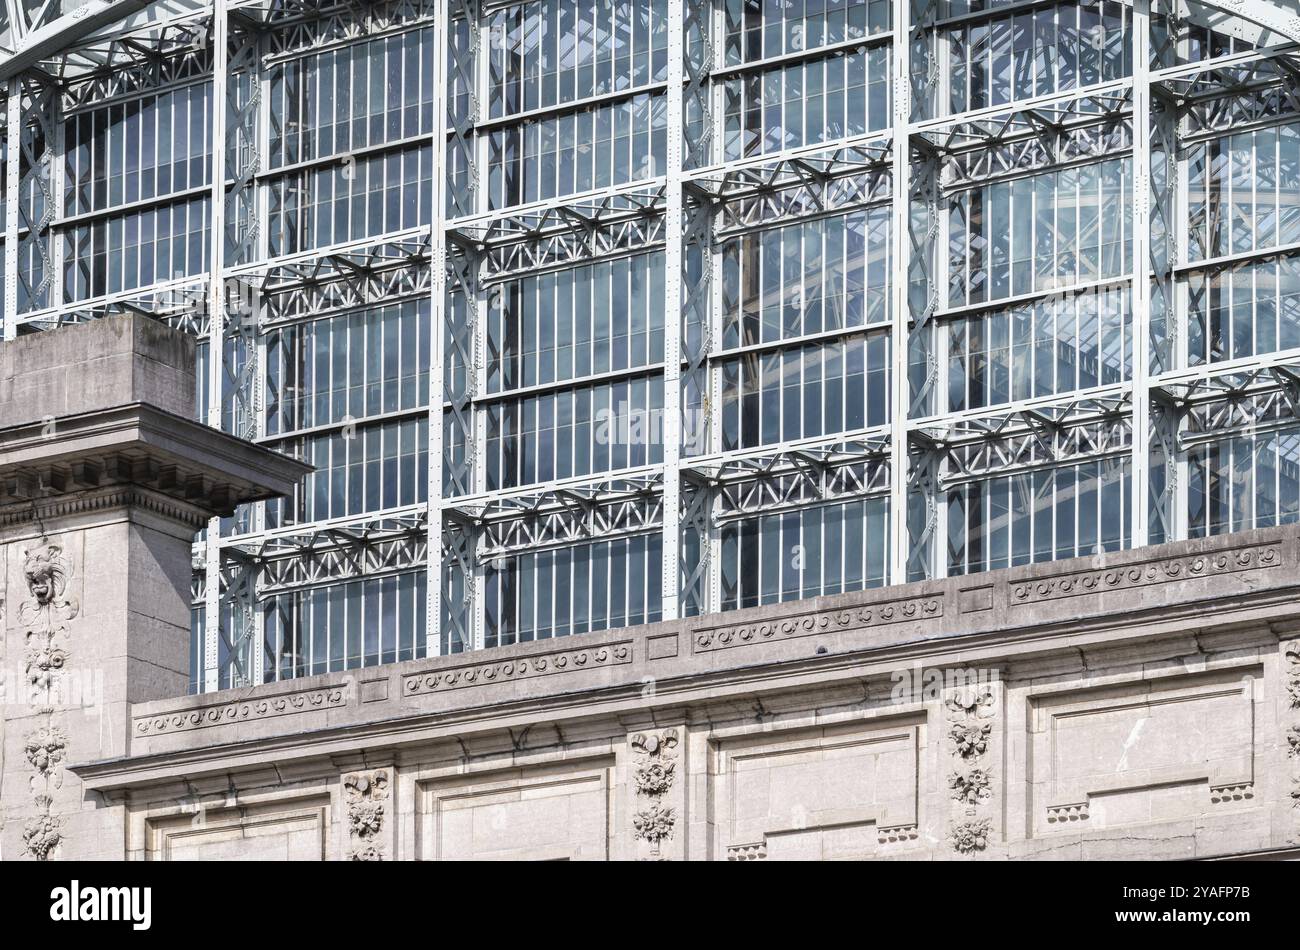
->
0, 485, 211, 531
878, 823, 919, 844
693, 595, 943, 653
134, 685, 346, 735
402, 642, 632, 695
1010, 544, 1281, 605
726, 842, 767, 861
1209, 783, 1254, 804
1046, 803, 1089, 824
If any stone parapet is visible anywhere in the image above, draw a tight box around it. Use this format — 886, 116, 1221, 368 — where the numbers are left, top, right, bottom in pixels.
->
69, 522, 1300, 861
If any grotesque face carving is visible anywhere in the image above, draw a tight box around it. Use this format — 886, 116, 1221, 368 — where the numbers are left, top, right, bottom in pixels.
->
17, 542, 78, 629
23, 545, 66, 607
27, 566, 54, 604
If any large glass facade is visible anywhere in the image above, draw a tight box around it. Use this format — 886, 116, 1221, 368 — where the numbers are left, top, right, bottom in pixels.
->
2, 0, 1298, 693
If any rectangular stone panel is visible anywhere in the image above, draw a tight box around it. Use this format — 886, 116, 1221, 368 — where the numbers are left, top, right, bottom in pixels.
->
419, 759, 614, 861
1030, 668, 1259, 834
146, 802, 329, 860
711, 717, 922, 860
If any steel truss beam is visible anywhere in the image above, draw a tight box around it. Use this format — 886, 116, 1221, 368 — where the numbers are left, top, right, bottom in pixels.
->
912, 390, 1134, 489
1155, 47, 1300, 139
9, 73, 57, 316
447, 473, 665, 558
224, 510, 429, 594
442, 237, 476, 499
444, 0, 476, 220
687, 433, 892, 520
687, 136, 893, 237
1149, 86, 1180, 377
919, 88, 1134, 190
447, 184, 667, 282
680, 0, 710, 171
215, 544, 258, 686
14, 275, 210, 335
234, 0, 437, 57
231, 229, 433, 327
0, 0, 167, 83
53, 17, 212, 107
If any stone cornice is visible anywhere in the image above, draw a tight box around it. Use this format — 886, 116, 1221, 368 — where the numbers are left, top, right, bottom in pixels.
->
0, 483, 215, 531
75, 595, 1287, 794
72, 525, 1300, 792
0, 402, 312, 518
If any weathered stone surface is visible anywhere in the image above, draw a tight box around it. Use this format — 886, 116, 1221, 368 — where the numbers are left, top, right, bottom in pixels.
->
0, 312, 194, 428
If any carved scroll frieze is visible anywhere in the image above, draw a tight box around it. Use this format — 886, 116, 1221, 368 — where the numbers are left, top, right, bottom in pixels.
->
344, 769, 390, 861
630, 729, 679, 860
694, 595, 942, 653
1010, 543, 1279, 605
134, 685, 345, 736
404, 642, 632, 695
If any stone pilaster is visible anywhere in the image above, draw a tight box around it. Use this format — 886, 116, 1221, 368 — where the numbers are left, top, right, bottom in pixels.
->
342, 767, 394, 861
1285, 641, 1300, 837
945, 677, 1000, 857
628, 726, 686, 861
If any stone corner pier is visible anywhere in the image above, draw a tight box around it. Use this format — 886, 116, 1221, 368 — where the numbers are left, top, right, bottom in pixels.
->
0, 314, 308, 860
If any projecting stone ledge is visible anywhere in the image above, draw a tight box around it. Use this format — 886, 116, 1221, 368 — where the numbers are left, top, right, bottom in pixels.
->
0, 315, 310, 527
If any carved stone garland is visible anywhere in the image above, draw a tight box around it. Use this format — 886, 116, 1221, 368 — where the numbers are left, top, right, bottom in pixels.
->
630, 729, 679, 860
344, 769, 390, 861
946, 684, 996, 855
1286, 642, 1300, 834
16, 540, 78, 860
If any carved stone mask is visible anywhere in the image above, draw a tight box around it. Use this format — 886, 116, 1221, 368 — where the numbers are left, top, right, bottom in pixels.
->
23, 548, 66, 606
27, 569, 54, 604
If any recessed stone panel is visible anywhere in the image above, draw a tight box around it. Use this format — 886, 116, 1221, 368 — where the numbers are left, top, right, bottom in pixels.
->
1030, 669, 1259, 836
419, 760, 614, 861
711, 717, 922, 860
146, 803, 329, 861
